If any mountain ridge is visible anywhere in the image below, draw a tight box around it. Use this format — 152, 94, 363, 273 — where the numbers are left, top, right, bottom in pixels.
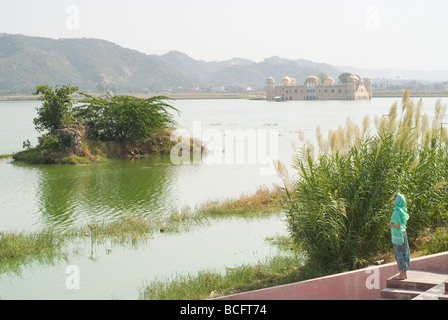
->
0, 33, 447, 95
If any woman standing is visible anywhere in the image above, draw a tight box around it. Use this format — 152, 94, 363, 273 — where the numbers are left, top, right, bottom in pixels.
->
389, 193, 410, 280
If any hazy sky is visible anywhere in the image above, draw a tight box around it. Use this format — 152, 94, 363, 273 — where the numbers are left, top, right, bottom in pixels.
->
1, 0, 448, 70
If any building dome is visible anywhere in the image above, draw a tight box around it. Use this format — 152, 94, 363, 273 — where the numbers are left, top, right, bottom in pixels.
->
305, 75, 319, 82
348, 75, 359, 83
290, 78, 297, 85
267, 77, 275, 86
323, 77, 335, 85
305, 76, 319, 86
282, 76, 291, 86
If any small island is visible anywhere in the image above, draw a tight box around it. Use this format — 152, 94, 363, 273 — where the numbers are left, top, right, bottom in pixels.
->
13, 84, 201, 165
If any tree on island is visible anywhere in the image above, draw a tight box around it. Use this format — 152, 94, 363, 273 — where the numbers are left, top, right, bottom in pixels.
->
33, 84, 79, 133
74, 93, 178, 144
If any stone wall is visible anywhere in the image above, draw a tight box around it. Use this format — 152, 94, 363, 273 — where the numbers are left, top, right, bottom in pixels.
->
215, 251, 448, 300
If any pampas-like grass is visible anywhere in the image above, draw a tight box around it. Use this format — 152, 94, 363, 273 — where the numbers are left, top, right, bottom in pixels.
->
286, 90, 448, 273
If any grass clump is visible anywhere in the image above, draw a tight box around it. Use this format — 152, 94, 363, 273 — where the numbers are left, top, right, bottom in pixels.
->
200, 186, 286, 217
0, 230, 66, 274
139, 253, 304, 300
416, 227, 448, 255
285, 90, 448, 274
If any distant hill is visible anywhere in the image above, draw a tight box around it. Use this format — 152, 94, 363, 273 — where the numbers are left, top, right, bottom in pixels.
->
0, 33, 197, 94
1, 33, 447, 95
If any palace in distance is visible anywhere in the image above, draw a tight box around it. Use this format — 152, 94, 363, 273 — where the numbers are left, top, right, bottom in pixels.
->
266, 75, 372, 101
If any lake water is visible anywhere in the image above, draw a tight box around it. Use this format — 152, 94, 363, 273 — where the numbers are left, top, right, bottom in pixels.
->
1, 96, 446, 299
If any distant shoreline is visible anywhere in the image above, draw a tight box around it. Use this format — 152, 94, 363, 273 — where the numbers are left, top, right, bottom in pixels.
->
0, 92, 265, 102
1, 90, 447, 101
372, 90, 448, 98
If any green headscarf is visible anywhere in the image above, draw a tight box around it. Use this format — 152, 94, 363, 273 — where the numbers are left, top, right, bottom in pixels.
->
394, 193, 409, 225
391, 193, 409, 245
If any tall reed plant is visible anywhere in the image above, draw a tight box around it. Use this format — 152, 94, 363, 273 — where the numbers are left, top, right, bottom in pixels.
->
284, 91, 448, 273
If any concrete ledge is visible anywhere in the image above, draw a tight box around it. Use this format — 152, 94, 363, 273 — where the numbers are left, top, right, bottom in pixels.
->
215, 251, 448, 300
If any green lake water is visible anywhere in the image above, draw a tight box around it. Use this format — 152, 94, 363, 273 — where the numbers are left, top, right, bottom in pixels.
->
1, 97, 446, 299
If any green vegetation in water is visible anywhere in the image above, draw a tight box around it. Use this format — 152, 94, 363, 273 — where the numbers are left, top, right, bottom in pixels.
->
0, 187, 287, 276
0, 154, 12, 159
0, 230, 66, 275
199, 186, 286, 217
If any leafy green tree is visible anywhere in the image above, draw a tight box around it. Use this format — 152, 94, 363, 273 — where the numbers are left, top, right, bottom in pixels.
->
75, 94, 178, 144
317, 73, 328, 84
338, 73, 352, 84
33, 84, 79, 132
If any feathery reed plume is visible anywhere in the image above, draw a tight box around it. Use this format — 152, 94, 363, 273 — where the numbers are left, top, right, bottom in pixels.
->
274, 160, 295, 194
434, 181, 448, 190
387, 102, 398, 133
362, 115, 370, 138
316, 126, 324, 155
401, 89, 410, 112
345, 118, 356, 149
401, 98, 415, 132
298, 130, 305, 143
414, 98, 422, 131
374, 114, 388, 139
432, 99, 446, 129
306, 139, 315, 160
335, 125, 345, 153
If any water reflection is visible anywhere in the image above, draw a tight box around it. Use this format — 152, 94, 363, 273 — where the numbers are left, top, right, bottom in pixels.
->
2, 154, 281, 232
31, 156, 180, 231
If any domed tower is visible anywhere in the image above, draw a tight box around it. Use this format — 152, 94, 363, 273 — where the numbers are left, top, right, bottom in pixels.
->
323, 77, 335, 85
345, 75, 359, 100
282, 76, 292, 86
266, 77, 276, 101
364, 77, 372, 99
304, 76, 319, 87
304, 76, 319, 100
347, 75, 360, 84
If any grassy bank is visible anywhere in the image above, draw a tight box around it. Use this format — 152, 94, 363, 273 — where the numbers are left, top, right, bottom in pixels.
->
139, 253, 304, 300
